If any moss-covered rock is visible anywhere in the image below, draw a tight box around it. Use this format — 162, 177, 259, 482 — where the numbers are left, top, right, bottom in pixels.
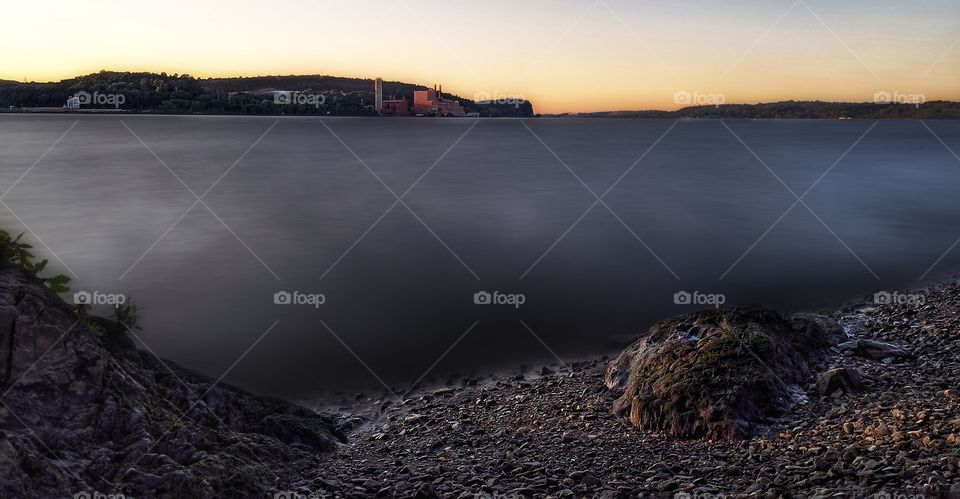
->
605, 306, 845, 440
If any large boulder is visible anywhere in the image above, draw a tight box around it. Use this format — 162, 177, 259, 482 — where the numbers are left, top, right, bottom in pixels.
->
816, 367, 864, 397
605, 307, 844, 440
839, 338, 913, 362
0, 265, 346, 498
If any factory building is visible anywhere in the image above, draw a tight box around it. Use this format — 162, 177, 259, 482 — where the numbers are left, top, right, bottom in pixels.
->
413, 85, 466, 117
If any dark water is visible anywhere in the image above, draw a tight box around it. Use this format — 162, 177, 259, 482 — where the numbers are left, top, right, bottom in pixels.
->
2, 114, 959, 397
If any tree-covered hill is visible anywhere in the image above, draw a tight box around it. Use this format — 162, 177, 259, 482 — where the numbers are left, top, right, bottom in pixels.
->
555, 100, 960, 119
0, 71, 535, 117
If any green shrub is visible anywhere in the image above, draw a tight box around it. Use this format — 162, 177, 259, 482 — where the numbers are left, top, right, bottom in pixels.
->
111, 300, 141, 331
0, 229, 71, 293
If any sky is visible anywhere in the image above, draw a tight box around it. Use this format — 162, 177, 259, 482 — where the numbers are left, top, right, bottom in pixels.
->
1, 0, 958, 114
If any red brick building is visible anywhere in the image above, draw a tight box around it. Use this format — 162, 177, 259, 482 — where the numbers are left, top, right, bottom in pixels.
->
413, 85, 466, 117
381, 99, 410, 116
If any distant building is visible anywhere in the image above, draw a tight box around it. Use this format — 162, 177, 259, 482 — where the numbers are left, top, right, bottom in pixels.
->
413, 85, 465, 117
65, 97, 80, 110
381, 99, 410, 116
374, 78, 384, 116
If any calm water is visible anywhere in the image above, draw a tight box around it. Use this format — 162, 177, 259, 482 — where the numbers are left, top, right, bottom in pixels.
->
2, 114, 959, 397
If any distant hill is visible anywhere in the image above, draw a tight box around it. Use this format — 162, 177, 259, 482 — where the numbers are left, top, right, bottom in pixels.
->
0, 70, 535, 117
550, 100, 960, 119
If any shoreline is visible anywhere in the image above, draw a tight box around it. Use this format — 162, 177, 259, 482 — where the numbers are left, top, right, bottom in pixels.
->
296, 279, 960, 497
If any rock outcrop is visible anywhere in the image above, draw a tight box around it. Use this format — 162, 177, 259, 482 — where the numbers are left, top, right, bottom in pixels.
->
0, 265, 345, 498
816, 367, 864, 397
605, 306, 845, 440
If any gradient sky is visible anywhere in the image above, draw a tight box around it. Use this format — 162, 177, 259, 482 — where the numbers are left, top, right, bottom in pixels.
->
2, 0, 958, 113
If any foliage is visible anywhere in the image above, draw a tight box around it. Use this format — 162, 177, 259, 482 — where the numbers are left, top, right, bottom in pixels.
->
563, 100, 960, 119
111, 300, 141, 332
0, 70, 536, 117
0, 229, 71, 293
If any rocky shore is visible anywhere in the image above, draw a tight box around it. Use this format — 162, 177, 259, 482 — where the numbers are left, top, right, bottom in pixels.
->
0, 265, 346, 498
1, 260, 959, 497
301, 284, 960, 498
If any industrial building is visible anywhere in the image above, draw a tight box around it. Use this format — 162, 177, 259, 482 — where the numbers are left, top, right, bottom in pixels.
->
413, 84, 466, 117
374, 79, 465, 117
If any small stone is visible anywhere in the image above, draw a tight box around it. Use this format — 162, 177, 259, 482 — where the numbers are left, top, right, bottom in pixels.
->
843, 423, 855, 434
945, 389, 959, 400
